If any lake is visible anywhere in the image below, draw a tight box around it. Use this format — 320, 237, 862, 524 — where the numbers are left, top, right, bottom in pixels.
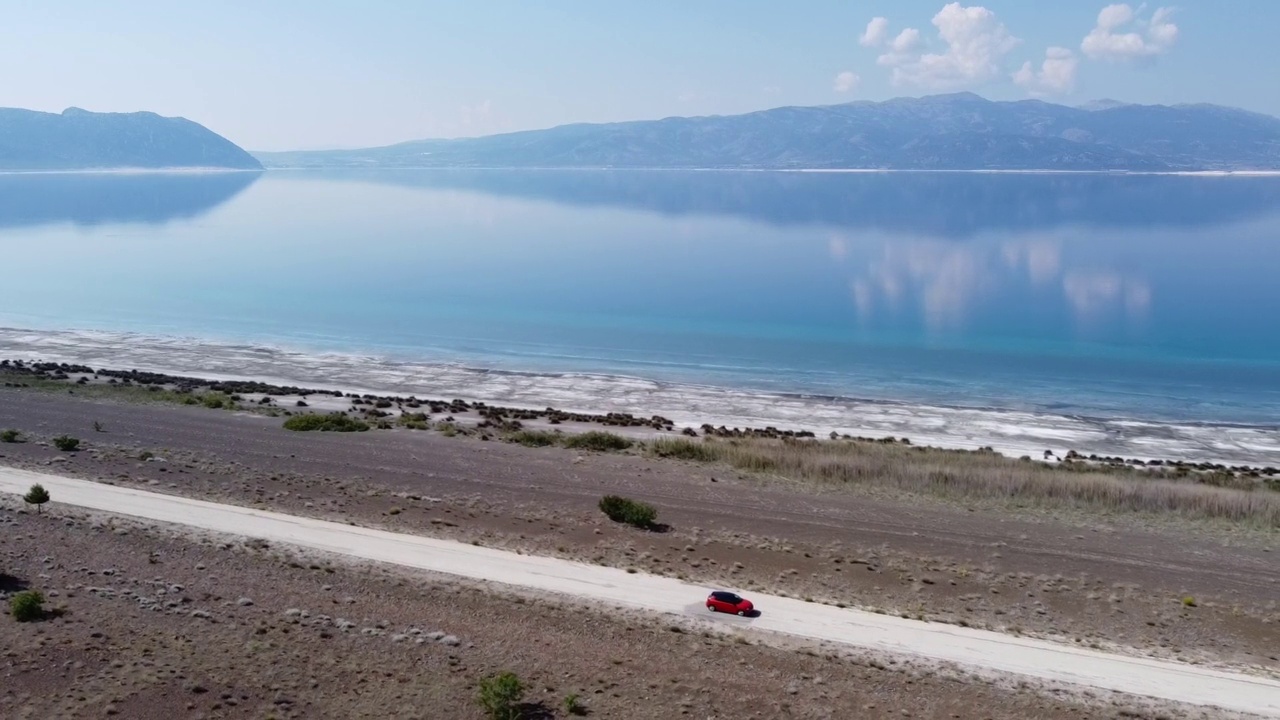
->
1, 168, 1278, 464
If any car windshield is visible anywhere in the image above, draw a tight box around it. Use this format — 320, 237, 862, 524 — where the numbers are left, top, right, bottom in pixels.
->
719, 593, 741, 602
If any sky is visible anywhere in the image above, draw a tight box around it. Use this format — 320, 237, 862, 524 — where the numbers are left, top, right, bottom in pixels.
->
2, 1, 1277, 151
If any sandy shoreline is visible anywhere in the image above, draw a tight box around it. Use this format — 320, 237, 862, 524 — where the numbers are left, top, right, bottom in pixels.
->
2, 324, 1279, 469
5, 358, 1280, 480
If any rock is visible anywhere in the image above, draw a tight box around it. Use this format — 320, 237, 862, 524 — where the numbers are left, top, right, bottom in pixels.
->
439, 635, 460, 646
236, 597, 254, 606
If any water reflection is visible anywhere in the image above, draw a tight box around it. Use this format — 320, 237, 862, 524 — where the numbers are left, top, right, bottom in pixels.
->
294, 168, 1280, 237
0, 171, 260, 228
838, 234, 1159, 333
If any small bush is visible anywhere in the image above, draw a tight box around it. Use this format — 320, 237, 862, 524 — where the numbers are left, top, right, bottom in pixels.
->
1182, 596, 1197, 607
564, 431, 632, 452
10, 590, 45, 622
563, 692, 586, 716
477, 671, 524, 720
201, 394, 228, 409
52, 435, 80, 451
92, 420, 104, 432
282, 413, 370, 432
650, 438, 719, 462
0, 429, 20, 443
599, 495, 658, 529
507, 430, 561, 448
23, 483, 50, 513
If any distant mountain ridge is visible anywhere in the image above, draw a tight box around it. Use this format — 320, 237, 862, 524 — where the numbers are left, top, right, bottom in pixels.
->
256, 93, 1280, 171
0, 107, 261, 171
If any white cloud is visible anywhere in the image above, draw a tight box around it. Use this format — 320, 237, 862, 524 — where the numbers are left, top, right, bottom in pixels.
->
881, 3, 1021, 89
1081, 4, 1178, 61
889, 28, 922, 55
833, 70, 861, 93
860, 17, 890, 47
1013, 46, 1079, 95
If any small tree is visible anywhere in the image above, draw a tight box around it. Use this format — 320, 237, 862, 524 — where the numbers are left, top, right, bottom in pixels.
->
10, 590, 45, 622
0, 429, 20, 443
24, 484, 50, 514
477, 671, 524, 720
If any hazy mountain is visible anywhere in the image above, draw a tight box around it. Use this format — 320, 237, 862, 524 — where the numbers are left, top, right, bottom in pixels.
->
0, 107, 262, 171
257, 93, 1280, 171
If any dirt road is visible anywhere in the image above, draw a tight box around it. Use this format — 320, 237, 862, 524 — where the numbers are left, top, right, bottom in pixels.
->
3, 468, 1277, 717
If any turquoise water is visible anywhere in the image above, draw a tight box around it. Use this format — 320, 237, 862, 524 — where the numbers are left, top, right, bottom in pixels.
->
1, 169, 1278, 462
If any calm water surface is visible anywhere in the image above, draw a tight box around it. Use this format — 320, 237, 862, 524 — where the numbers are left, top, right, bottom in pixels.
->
1, 169, 1278, 461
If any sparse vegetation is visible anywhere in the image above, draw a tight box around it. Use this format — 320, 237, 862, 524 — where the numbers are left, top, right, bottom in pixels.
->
507, 429, 561, 448
564, 431, 632, 452
639, 437, 1280, 528
599, 495, 657, 529
1182, 596, 1198, 607
563, 692, 586, 716
52, 435, 80, 451
0, 429, 20, 443
23, 483, 50, 513
648, 437, 719, 461
201, 393, 234, 409
92, 420, 104, 432
282, 413, 370, 432
9, 590, 45, 622
397, 412, 431, 430
477, 671, 524, 720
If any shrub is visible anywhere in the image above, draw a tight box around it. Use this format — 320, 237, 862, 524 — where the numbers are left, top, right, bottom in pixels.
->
507, 430, 561, 448
199, 389, 235, 407
563, 692, 586, 716
282, 413, 370, 432
9, 590, 45, 622
23, 484, 50, 513
564, 431, 632, 452
52, 435, 80, 451
650, 438, 719, 462
1182, 596, 1197, 607
92, 421, 103, 432
477, 671, 524, 720
599, 495, 658, 529
0, 429, 20, 443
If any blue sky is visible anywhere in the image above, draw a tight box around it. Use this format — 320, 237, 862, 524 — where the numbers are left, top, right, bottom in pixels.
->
2, 1, 1276, 150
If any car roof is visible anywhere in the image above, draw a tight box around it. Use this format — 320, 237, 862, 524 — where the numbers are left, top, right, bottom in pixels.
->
710, 590, 741, 599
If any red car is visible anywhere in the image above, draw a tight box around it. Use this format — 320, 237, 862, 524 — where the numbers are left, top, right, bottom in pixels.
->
706, 590, 754, 616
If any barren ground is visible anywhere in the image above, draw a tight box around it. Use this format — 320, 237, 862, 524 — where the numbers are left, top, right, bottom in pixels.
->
1, 385, 1278, 718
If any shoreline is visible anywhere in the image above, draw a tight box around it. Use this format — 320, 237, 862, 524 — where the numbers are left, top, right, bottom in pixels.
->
5, 358, 1278, 477
2, 326, 1276, 470
253, 165, 1280, 176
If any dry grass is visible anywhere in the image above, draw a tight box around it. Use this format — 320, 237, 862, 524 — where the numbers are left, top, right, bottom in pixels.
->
647, 438, 1280, 528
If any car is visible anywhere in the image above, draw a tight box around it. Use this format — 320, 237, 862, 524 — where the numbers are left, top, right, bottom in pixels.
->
706, 590, 754, 616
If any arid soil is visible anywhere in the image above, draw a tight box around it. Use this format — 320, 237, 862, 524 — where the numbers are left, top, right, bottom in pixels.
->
1, 387, 1277, 680
0, 498, 1240, 720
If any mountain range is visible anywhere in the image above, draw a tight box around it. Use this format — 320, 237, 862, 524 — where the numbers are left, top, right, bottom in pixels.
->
0, 107, 261, 171
255, 93, 1280, 172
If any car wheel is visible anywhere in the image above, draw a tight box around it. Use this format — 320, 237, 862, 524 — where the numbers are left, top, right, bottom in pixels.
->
707, 605, 716, 612
737, 610, 745, 616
